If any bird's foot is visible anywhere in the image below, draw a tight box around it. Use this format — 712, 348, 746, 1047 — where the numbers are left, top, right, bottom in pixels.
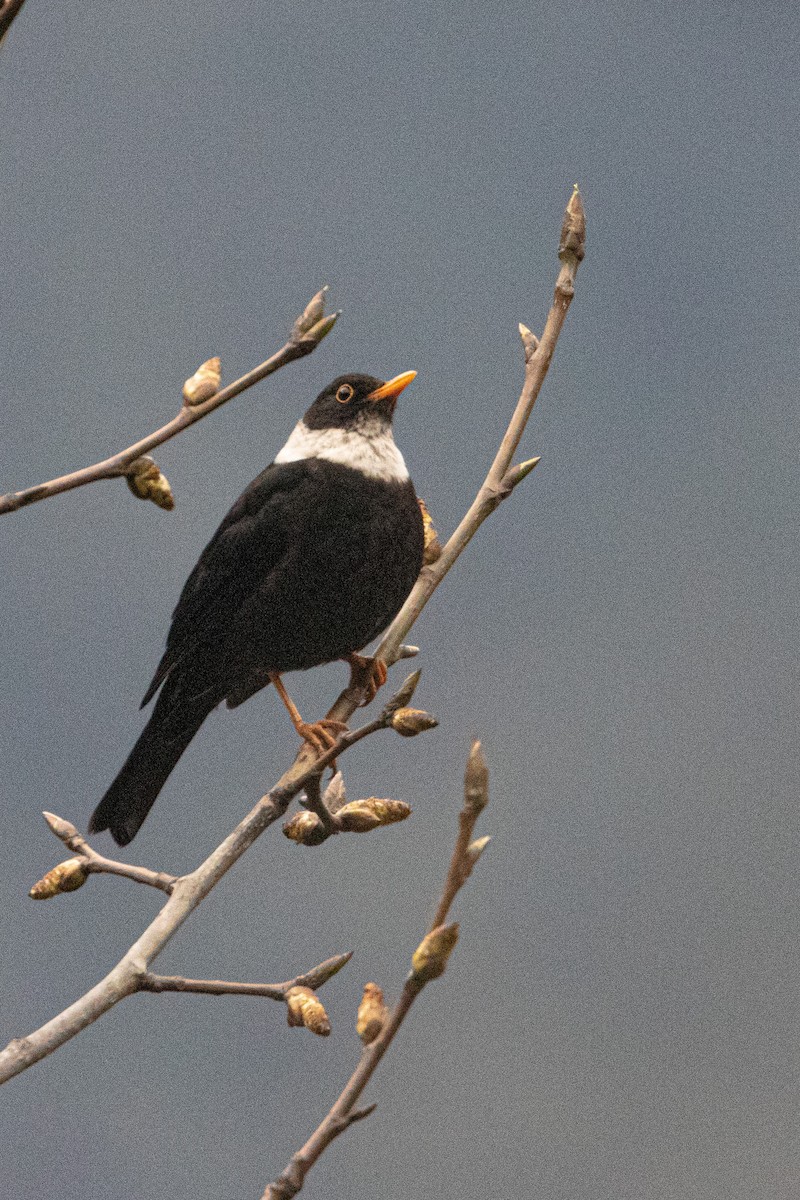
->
296, 718, 349, 757
345, 653, 388, 706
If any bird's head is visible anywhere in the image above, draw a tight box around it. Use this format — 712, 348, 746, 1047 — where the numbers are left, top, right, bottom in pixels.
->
303, 372, 417, 433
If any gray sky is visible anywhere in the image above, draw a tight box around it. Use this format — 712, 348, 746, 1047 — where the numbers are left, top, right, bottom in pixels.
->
2, 3, 799, 1198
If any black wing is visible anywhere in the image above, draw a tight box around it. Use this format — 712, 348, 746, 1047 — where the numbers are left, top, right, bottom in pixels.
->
141, 460, 308, 706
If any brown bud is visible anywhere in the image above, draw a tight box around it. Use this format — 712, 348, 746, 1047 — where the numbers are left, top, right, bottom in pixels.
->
337, 798, 411, 832
322, 771, 347, 814
464, 741, 489, 814
384, 670, 422, 713
29, 858, 89, 899
417, 497, 443, 564
182, 356, 221, 406
294, 311, 340, 352
292, 286, 328, 338
518, 322, 540, 362
285, 986, 330, 1036
356, 982, 388, 1044
559, 184, 586, 264
390, 707, 438, 737
125, 457, 174, 510
282, 811, 327, 846
411, 923, 459, 983
42, 811, 80, 840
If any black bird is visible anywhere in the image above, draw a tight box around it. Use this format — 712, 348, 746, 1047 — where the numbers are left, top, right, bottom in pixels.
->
89, 371, 424, 845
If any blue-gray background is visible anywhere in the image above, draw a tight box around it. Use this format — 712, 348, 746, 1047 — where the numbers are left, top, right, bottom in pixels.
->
2, 3, 798, 1198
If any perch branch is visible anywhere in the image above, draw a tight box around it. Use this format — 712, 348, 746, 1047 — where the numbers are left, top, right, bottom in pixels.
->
262, 743, 490, 1200
0, 289, 339, 514
0, 188, 584, 1087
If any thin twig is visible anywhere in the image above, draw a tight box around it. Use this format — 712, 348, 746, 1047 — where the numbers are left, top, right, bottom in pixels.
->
0, 189, 584, 1087
40, 812, 177, 894
140, 952, 352, 1001
0, 713, 384, 1084
0, 289, 339, 514
370, 186, 585, 671
262, 743, 490, 1200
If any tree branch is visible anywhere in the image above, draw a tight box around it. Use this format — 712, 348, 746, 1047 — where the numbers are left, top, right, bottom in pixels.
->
140, 951, 352, 1002
262, 743, 490, 1200
370, 186, 585, 672
0, 288, 339, 515
1, 188, 584, 1088
0, 0, 27, 43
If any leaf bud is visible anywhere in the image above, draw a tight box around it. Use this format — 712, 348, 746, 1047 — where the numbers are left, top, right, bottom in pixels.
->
356, 982, 388, 1044
559, 184, 586, 264
29, 858, 89, 899
384, 670, 422, 714
390, 707, 438, 737
282, 811, 327, 846
417, 497, 443, 564
294, 311, 340, 353
518, 322, 540, 362
411, 923, 459, 983
285, 986, 330, 1036
466, 835, 491, 867
125, 457, 174, 510
336, 798, 411, 832
464, 741, 489, 814
292, 286, 328, 338
182, 356, 221, 406
322, 771, 347, 814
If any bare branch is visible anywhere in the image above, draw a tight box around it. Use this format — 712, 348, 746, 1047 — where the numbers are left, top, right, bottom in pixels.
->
40, 811, 177, 894
1, 191, 584, 1091
0, 289, 339, 515
262, 741, 491, 1199
140, 952, 352, 1002
370, 187, 585, 671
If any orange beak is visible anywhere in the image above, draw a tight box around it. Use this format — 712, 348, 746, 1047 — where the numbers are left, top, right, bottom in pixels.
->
366, 370, 417, 404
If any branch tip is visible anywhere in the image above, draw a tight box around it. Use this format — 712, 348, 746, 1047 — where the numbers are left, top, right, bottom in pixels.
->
300, 951, 353, 989
464, 741, 489, 814
384, 669, 422, 713
559, 185, 586, 263
42, 811, 79, 841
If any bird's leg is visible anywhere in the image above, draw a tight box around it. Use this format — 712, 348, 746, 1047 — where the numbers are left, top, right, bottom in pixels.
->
344, 653, 388, 707
269, 673, 347, 756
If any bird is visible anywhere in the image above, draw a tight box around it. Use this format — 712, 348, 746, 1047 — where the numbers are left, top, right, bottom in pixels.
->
89, 371, 424, 845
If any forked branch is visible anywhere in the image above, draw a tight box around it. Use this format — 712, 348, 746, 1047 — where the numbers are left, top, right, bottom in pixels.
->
263, 742, 491, 1199
0, 289, 339, 514
0, 189, 584, 1088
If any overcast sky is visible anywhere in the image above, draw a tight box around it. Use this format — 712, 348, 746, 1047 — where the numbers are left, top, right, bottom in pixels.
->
2, 3, 799, 1198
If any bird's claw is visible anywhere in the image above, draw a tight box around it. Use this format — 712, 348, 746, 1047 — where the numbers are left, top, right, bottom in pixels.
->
297, 718, 348, 757
346, 654, 388, 706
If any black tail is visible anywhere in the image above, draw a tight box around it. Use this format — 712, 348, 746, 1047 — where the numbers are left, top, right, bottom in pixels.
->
89, 684, 214, 846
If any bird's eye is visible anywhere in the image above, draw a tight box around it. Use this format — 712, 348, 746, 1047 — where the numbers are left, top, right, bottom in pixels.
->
336, 384, 354, 404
